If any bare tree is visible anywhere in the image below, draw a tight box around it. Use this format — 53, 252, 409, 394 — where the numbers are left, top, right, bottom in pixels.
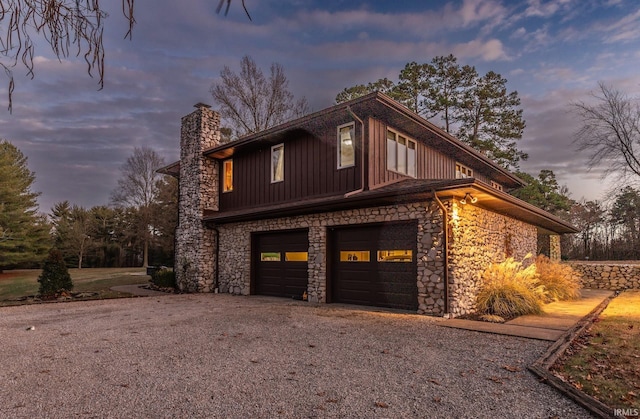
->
573, 82, 640, 183
210, 55, 309, 137
0, 0, 250, 112
111, 146, 164, 267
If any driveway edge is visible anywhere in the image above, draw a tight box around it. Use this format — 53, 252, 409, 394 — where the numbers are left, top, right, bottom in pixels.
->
527, 292, 617, 419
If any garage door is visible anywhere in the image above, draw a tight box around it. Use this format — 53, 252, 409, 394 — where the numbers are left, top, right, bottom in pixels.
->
330, 222, 418, 311
252, 230, 309, 299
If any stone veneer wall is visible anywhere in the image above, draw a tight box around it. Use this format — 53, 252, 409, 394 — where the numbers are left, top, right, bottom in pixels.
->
537, 234, 561, 261
447, 201, 538, 316
217, 201, 447, 316
566, 262, 640, 290
175, 104, 220, 292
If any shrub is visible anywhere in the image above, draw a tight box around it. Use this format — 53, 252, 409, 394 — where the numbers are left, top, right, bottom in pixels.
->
151, 268, 176, 288
38, 248, 73, 296
476, 255, 544, 319
535, 255, 581, 302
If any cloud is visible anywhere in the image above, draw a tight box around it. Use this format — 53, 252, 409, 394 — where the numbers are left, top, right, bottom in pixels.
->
603, 9, 640, 43
453, 38, 509, 61
524, 0, 574, 18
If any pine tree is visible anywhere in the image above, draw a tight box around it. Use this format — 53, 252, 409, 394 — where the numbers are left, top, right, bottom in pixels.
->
0, 140, 50, 270
38, 248, 73, 296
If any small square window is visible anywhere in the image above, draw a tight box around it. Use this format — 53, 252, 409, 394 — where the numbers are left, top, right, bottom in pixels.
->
271, 144, 284, 183
455, 163, 473, 179
222, 159, 233, 192
491, 181, 503, 191
338, 123, 355, 168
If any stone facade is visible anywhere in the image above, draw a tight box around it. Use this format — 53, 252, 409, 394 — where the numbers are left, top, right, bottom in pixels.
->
175, 104, 220, 292
537, 234, 561, 261
217, 201, 447, 316
567, 262, 640, 290
447, 201, 538, 316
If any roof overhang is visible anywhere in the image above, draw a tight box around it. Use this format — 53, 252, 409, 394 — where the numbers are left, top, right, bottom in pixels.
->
157, 161, 180, 177
204, 178, 577, 234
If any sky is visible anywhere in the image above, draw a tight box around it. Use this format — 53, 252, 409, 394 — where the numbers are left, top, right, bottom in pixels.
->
2, 0, 640, 213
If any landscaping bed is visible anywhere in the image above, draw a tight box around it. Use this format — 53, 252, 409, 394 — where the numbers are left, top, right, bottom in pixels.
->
551, 290, 640, 413
0, 268, 150, 306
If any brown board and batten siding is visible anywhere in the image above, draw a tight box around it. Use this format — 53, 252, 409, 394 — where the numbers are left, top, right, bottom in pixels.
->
219, 129, 360, 211
367, 117, 491, 188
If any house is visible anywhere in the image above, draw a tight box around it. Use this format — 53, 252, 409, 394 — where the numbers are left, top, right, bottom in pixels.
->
160, 92, 576, 317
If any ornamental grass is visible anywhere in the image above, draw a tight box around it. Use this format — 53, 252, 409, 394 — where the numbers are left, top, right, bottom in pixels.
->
475, 255, 544, 319
534, 255, 581, 302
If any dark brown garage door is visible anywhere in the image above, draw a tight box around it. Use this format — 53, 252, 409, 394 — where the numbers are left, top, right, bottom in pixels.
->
330, 222, 418, 311
252, 229, 309, 299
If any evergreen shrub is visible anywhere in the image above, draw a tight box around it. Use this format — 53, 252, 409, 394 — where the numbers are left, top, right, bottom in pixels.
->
38, 248, 73, 296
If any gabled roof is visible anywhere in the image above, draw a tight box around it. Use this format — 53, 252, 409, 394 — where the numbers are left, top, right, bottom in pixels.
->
203, 92, 526, 189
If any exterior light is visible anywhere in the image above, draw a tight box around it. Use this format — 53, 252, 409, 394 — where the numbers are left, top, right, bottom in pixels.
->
460, 193, 477, 205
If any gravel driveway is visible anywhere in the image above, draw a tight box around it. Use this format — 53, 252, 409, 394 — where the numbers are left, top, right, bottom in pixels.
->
0, 294, 592, 418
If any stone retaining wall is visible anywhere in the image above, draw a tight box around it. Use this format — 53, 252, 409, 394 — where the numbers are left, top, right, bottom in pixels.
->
566, 262, 640, 290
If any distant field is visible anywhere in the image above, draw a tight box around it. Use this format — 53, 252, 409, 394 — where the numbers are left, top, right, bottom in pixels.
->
0, 267, 150, 306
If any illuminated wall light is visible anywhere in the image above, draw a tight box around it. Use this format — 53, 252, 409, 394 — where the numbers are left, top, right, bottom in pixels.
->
451, 202, 460, 221
460, 193, 477, 205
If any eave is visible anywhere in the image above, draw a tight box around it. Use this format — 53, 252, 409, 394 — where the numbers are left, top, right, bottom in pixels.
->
157, 161, 180, 177
204, 178, 577, 234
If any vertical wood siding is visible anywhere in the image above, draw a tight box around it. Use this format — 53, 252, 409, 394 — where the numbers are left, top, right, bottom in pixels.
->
219, 129, 359, 211
368, 118, 491, 187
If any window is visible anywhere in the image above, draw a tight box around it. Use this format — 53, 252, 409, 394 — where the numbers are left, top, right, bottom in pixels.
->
386, 129, 417, 177
491, 181, 503, 191
377, 250, 413, 262
260, 252, 281, 261
285, 252, 308, 262
222, 159, 233, 192
339, 251, 370, 262
455, 163, 473, 179
271, 144, 284, 183
338, 123, 355, 168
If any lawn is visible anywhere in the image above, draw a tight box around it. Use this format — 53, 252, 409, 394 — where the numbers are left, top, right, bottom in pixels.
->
552, 290, 640, 412
0, 267, 150, 306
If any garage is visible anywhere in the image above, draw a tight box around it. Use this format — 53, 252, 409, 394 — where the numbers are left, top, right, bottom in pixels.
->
330, 222, 418, 311
252, 229, 309, 299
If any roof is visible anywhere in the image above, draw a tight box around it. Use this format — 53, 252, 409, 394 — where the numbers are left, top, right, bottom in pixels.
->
204, 177, 578, 234
157, 161, 180, 177
202, 92, 525, 189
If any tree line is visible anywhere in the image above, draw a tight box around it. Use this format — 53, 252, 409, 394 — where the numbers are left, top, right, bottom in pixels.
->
0, 142, 176, 271
3, 55, 640, 268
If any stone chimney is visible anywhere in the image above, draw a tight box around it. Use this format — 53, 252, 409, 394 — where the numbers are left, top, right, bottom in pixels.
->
175, 103, 221, 292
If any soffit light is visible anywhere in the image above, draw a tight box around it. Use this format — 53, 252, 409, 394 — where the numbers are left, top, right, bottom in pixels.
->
460, 193, 477, 205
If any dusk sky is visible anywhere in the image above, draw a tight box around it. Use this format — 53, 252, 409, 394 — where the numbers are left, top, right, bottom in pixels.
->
2, 0, 640, 213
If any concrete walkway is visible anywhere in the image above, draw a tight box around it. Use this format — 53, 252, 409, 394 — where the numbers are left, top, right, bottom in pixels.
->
110, 283, 170, 297
440, 289, 614, 341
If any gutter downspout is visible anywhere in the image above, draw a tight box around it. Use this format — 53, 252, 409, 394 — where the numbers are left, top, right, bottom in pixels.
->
432, 190, 450, 316
345, 106, 368, 195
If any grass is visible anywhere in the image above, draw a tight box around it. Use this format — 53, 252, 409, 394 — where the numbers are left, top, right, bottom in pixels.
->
552, 290, 640, 411
0, 267, 150, 306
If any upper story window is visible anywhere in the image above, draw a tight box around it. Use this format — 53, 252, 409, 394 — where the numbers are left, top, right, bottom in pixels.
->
222, 159, 233, 192
386, 129, 417, 177
338, 123, 355, 168
491, 180, 503, 191
455, 163, 473, 179
271, 144, 284, 183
